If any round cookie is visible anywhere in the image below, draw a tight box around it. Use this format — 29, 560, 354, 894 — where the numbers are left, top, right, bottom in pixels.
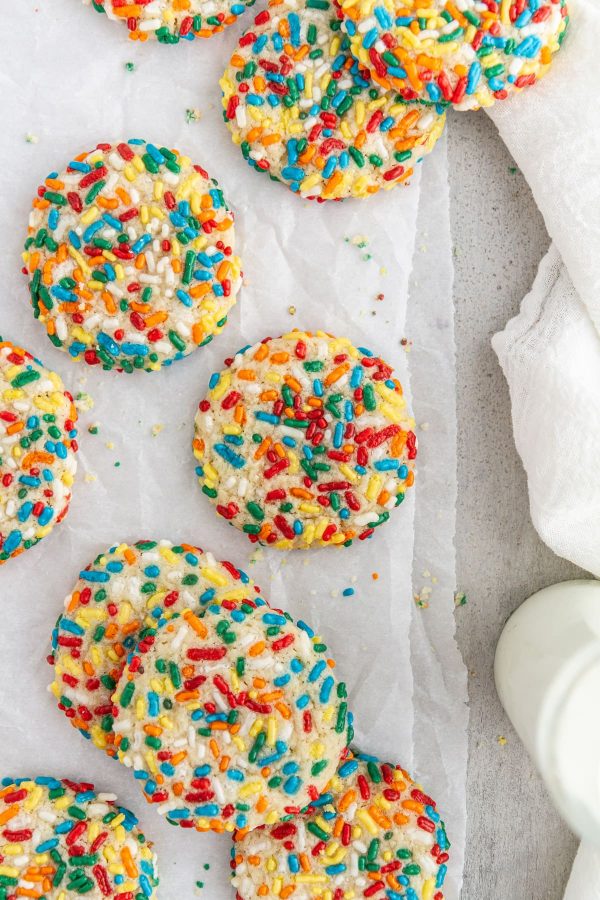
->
193, 331, 416, 549
220, 1, 445, 200
231, 750, 449, 900
0, 776, 158, 899
83, 0, 256, 42
50, 539, 263, 756
112, 601, 352, 833
23, 140, 242, 373
0, 338, 78, 566
340, 0, 569, 111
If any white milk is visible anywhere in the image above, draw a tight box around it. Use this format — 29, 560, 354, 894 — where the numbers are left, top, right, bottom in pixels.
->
495, 580, 600, 845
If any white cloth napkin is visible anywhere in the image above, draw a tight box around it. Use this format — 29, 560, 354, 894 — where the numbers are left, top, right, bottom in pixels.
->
563, 842, 600, 900
492, 244, 600, 579
488, 0, 600, 894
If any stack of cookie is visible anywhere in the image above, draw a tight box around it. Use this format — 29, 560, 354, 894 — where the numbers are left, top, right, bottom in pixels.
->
220, 0, 569, 200
49, 539, 449, 899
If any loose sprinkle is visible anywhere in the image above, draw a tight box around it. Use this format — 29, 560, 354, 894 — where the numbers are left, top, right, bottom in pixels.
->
340, 0, 569, 111
112, 601, 352, 832
232, 749, 449, 900
23, 139, 242, 373
50, 539, 263, 756
454, 591, 467, 608
125, 61, 136, 72
0, 337, 78, 565
0, 777, 159, 899
193, 330, 417, 550
220, 0, 445, 201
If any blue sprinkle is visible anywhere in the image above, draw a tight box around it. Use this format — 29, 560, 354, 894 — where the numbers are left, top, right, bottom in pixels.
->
121, 343, 148, 357
256, 411, 280, 425
362, 27, 379, 49
319, 675, 334, 703
308, 660, 326, 683
60, 618, 85, 636
467, 60, 482, 95
97, 331, 120, 356
214, 443, 246, 469
79, 569, 110, 583
283, 775, 302, 795
131, 233, 152, 254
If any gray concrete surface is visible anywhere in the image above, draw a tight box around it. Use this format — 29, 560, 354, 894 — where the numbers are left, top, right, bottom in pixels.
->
449, 112, 583, 900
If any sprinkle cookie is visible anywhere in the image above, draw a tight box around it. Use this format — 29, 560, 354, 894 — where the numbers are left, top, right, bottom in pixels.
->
23, 140, 242, 373
220, 1, 445, 200
340, 0, 569, 110
112, 601, 352, 833
0, 776, 158, 899
50, 539, 263, 756
193, 331, 416, 548
84, 0, 256, 42
231, 750, 449, 900
0, 339, 77, 566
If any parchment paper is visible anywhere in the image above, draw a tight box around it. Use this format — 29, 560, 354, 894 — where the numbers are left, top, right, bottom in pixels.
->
0, 4, 467, 897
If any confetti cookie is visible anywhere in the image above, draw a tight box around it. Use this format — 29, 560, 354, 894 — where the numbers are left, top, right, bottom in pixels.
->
340, 0, 569, 111
220, 1, 445, 200
83, 0, 256, 42
50, 539, 263, 756
193, 331, 416, 548
0, 776, 158, 899
0, 339, 77, 566
23, 140, 242, 373
231, 750, 449, 900
112, 601, 352, 833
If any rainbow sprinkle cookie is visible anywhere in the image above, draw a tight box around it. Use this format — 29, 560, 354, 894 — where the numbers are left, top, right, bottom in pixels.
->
50, 540, 263, 757
0, 777, 158, 899
193, 331, 416, 549
0, 339, 77, 566
340, 0, 569, 110
112, 602, 352, 833
23, 140, 242, 373
221, 1, 445, 200
231, 750, 449, 900
83, 0, 256, 42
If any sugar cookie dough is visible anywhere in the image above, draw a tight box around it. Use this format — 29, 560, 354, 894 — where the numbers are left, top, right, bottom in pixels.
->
193, 331, 416, 548
232, 750, 449, 900
0, 776, 158, 898
50, 539, 263, 755
23, 140, 242, 372
340, 0, 569, 110
221, 1, 445, 199
0, 338, 77, 565
112, 601, 352, 832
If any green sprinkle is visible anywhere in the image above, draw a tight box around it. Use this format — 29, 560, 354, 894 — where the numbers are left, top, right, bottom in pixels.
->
119, 681, 135, 708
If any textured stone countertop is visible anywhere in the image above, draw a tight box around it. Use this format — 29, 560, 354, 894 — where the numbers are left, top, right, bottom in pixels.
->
448, 111, 583, 900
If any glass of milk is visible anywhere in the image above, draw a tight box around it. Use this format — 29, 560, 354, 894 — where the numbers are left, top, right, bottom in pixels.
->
495, 579, 600, 845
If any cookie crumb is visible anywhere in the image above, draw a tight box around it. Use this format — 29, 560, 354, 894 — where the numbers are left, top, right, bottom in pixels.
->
75, 392, 94, 413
